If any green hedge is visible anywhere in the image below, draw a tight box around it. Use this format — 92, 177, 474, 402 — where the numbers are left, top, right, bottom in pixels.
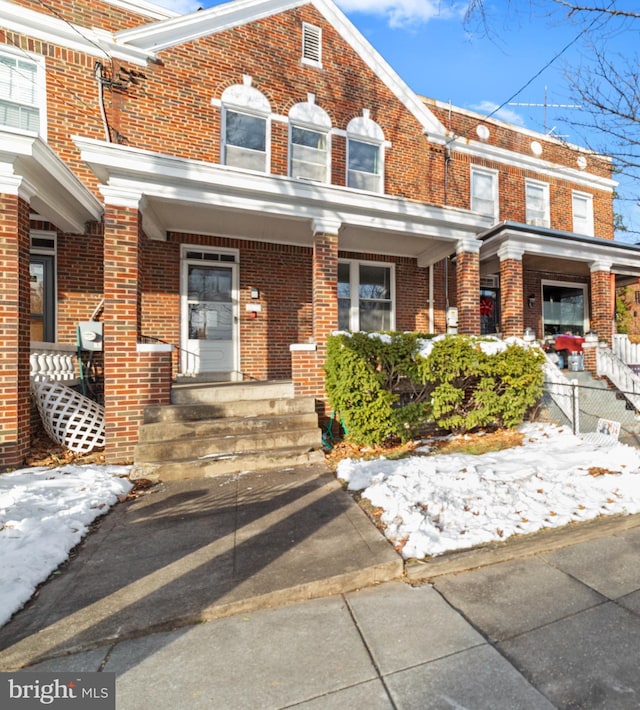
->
324, 332, 545, 447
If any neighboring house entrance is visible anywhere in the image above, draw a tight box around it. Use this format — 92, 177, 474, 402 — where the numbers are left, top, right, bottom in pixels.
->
180, 247, 239, 378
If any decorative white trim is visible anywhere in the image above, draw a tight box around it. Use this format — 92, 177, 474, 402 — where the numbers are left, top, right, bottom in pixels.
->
115, 0, 447, 139
99, 184, 144, 209
0, 0, 154, 66
590, 260, 612, 273
312, 217, 341, 235
290, 342, 317, 351
497, 243, 524, 261
453, 138, 615, 193
102, 0, 178, 21
73, 138, 488, 245
457, 237, 481, 255
0, 129, 102, 231
136, 342, 173, 353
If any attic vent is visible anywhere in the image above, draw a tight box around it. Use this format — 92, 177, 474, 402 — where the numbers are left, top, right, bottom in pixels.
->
302, 23, 321, 65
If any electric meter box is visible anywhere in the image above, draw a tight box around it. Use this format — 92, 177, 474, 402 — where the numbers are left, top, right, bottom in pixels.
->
78, 321, 103, 351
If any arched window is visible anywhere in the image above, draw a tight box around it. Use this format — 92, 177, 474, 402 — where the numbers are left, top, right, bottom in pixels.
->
221, 77, 270, 172
288, 96, 331, 183
346, 112, 384, 193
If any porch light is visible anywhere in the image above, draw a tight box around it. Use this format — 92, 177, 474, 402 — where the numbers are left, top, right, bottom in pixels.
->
527, 294, 535, 309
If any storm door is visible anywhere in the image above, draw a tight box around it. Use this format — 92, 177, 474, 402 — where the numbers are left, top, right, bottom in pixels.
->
181, 249, 238, 377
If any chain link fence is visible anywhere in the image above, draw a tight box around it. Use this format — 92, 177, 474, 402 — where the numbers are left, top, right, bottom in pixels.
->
536, 373, 640, 448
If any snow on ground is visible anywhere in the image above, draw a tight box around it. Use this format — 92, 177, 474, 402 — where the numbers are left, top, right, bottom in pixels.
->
337, 423, 640, 560
0, 464, 132, 627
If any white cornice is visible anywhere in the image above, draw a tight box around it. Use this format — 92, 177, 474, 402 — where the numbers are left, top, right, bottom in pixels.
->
450, 138, 616, 193
73, 136, 488, 247
0, 129, 103, 232
115, 0, 447, 138
482, 227, 640, 276
102, 0, 178, 21
0, 0, 155, 66
116, 0, 307, 50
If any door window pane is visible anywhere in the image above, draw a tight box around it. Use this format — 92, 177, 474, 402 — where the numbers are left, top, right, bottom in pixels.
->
30, 255, 54, 341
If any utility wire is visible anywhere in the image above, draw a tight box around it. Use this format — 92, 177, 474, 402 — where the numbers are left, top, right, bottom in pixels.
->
454, 0, 616, 139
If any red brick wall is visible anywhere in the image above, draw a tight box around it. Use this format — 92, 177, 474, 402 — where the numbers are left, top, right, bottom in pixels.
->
500, 257, 524, 338
456, 248, 480, 334
591, 269, 614, 345
0, 194, 31, 468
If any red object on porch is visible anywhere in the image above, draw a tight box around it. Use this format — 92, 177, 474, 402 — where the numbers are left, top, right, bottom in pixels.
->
554, 334, 585, 353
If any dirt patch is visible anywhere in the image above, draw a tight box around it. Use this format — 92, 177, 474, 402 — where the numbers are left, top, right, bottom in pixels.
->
24, 418, 105, 469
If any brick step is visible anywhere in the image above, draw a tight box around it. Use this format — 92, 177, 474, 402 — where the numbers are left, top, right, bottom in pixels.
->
132, 446, 326, 481
138, 411, 319, 443
143, 396, 316, 424
134, 425, 322, 464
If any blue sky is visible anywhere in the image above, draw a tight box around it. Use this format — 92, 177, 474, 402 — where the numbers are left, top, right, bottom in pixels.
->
150, 0, 640, 239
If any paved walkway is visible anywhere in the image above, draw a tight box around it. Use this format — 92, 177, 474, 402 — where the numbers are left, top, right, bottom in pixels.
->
2, 464, 640, 708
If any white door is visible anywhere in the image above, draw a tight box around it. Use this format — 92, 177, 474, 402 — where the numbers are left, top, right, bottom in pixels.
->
181, 255, 238, 377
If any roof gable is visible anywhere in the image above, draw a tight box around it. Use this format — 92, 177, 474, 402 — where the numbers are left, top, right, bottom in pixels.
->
115, 0, 447, 139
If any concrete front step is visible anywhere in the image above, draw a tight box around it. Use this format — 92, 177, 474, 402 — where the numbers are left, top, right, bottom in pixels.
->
144, 395, 316, 425
131, 446, 326, 481
171, 379, 294, 405
138, 411, 320, 444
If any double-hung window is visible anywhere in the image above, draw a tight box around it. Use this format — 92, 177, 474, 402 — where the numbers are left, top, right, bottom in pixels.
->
288, 98, 331, 182
0, 49, 42, 134
525, 180, 550, 227
471, 167, 498, 220
338, 260, 394, 331
572, 191, 594, 236
346, 112, 385, 193
221, 78, 270, 172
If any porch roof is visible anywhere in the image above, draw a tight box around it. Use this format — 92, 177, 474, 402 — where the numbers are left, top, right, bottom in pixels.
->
0, 130, 103, 233
74, 137, 491, 268
479, 222, 640, 281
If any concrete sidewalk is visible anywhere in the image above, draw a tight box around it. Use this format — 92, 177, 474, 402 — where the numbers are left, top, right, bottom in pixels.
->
4, 463, 640, 707
0, 464, 402, 671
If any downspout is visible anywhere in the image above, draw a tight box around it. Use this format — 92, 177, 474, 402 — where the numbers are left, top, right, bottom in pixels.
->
94, 62, 111, 143
429, 263, 434, 333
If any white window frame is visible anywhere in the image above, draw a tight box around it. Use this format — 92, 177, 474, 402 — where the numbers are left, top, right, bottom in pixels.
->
220, 80, 271, 173
525, 179, 550, 228
288, 98, 331, 183
572, 190, 594, 236
0, 45, 47, 138
338, 259, 395, 332
470, 166, 499, 221
541, 279, 589, 337
301, 23, 322, 67
30, 230, 57, 342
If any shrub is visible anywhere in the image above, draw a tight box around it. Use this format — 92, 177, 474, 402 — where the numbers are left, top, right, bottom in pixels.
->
324, 332, 545, 446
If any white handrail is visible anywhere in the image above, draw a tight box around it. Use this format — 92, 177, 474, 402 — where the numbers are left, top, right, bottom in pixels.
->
612, 334, 640, 365
543, 355, 579, 431
597, 347, 640, 412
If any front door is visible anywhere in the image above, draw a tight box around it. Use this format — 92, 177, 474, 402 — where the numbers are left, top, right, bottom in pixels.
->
181, 250, 239, 377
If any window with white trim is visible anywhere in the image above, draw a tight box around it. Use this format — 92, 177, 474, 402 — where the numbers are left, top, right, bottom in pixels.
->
288, 97, 331, 182
346, 112, 384, 193
525, 179, 550, 227
0, 48, 43, 134
338, 260, 394, 331
221, 78, 270, 172
471, 167, 498, 220
572, 191, 594, 236
302, 23, 322, 66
